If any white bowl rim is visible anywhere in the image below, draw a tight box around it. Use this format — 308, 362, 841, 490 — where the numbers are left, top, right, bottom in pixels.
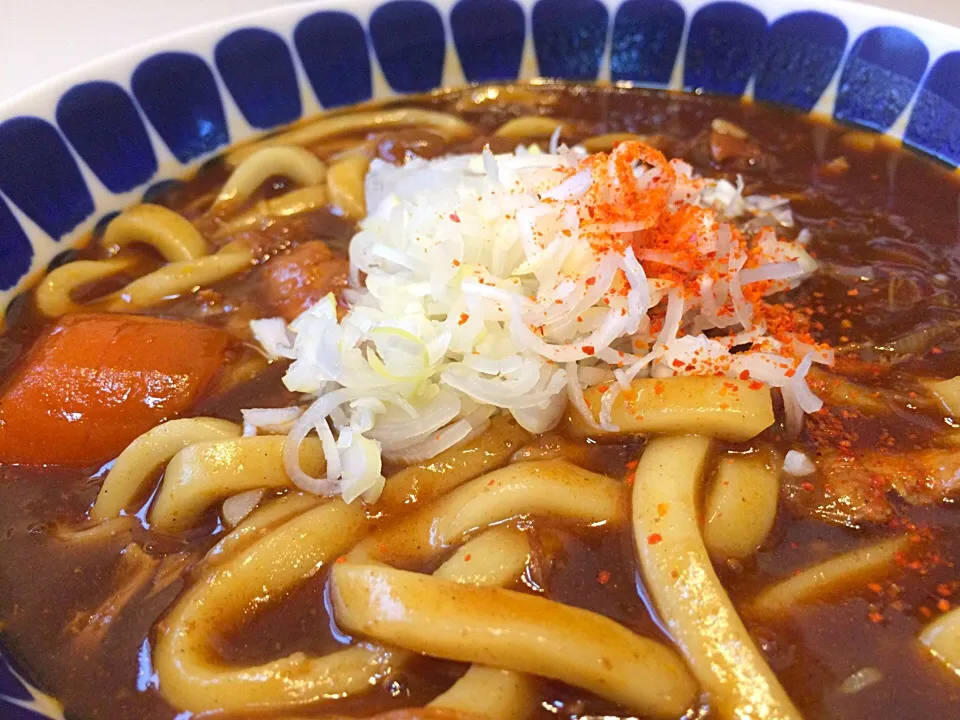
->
2, 0, 959, 122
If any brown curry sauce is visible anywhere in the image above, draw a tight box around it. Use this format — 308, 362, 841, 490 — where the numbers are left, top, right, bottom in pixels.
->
0, 84, 959, 719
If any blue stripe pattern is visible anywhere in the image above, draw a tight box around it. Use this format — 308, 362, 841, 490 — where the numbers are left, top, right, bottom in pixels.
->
610, 0, 685, 86
370, 0, 446, 92
905, 52, 960, 167
295, 11, 372, 108
835, 27, 929, 132
0, 117, 93, 239
533, 0, 609, 81
5, 0, 960, 317
451, 0, 525, 82
754, 12, 847, 112
132, 52, 229, 163
56, 82, 157, 193
216, 28, 302, 129
0, 196, 33, 291
685, 2, 768, 95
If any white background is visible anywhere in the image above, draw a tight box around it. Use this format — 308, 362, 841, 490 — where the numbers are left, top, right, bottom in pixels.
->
1, 0, 959, 103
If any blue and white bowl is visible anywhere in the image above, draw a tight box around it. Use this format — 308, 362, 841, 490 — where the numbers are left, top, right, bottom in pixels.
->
0, 0, 958, 714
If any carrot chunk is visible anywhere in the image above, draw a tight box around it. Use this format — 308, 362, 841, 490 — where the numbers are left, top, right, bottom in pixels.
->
0, 314, 231, 467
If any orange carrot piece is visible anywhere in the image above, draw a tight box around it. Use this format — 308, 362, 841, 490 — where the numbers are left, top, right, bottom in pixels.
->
0, 313, 231, 467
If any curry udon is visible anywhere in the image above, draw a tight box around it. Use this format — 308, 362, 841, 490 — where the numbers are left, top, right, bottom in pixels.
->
0, 84, 959, 720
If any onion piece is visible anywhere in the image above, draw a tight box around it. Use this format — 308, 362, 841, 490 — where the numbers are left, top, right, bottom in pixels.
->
738, 261, 804, 287
222, 490, 264, 528
783, 450, 816, 476
565, 362, 601, 432
241, 407, 303, 436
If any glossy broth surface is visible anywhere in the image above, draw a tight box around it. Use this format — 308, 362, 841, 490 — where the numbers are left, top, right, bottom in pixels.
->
1, 84, 960, 720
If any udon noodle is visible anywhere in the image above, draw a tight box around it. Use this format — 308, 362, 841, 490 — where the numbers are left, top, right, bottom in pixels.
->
0, 84, 958, 720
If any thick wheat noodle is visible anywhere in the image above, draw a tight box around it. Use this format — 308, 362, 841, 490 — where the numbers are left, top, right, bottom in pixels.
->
92, 418, 241, 521
214, 146, 327, 207
346, 459, 625, 567
318, 711, 484, 720
35, 258, 134, 317
702, 449, 781, 560
149, 414, 526, 534
494, 116, 566, 139
336, 461, 627, 718
152, 422, 527, 711
154, 518, 528, 712
430, 525, 532, 586
421, 531, 539, 720
321, 525, 536, 720
335, 527, 535, 715
213, 185, 328, 239
749, 535, 910, 619
149, 435, 326, 533
327, 154, 370, 219
571, 376, 775, 441
102, 204, 209, 261
581, 133, 658, 153
374, 415, 529, 515
428, 666, 537, 719
226, 108, 473, 166
633, 435, 803, 720
154, 456, 605, 713
331, 562, 697, 718
37, 233, 250, 317
106, 243, 254, 311
154, 498, 387, 713
200, 492, 321, 570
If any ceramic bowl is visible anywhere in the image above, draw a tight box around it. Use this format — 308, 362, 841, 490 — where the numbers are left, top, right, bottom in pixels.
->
1, 0, 959, 714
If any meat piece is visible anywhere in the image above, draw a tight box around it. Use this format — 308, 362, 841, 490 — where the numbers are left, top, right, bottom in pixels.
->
0, 314, 231, 467
784, 452, 895, 528
806, 367, 888, 414
68, 545, 197, 654
214, 208, 355, 258
375, 129, 448, 163
261, 241, 349, 321
69, 544, 158, 651
710, 128, 763, 164
861, 449, 960, 505
787, 449, 960, 528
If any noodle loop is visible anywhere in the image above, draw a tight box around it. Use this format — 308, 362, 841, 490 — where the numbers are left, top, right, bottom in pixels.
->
102, 204, 209, 261
633, 435, 803, 720
35, 258, 133, 317
327, 154, 370, 219
227, 109, 473, 166
150, 436, 324, 533
215, 146, 327, 207
331, 563, 697, 717
106, 243, 254, 311
93, 417, 241, 520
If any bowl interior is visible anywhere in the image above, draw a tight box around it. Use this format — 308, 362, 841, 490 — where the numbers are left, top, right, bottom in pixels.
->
0, 0, 959, 714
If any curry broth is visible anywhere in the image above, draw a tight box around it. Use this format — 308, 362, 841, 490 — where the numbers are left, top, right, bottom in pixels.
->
0, 84, 958, 719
